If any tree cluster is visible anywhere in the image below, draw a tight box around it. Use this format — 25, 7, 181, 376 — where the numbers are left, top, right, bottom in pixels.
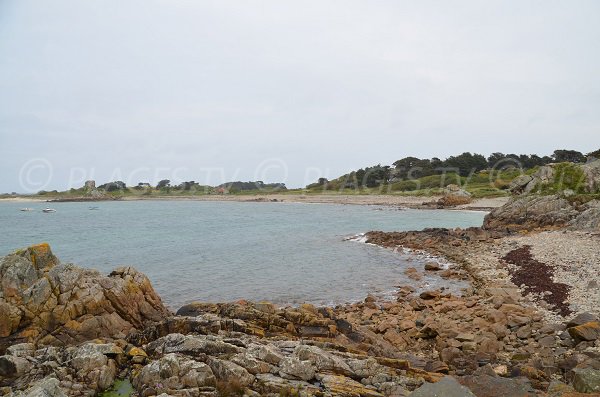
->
218, 181, 287, 192
309, 148, 590, 189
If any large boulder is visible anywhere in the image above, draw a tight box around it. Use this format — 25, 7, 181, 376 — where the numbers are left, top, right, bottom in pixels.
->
0, 244, 170, 353
437, 184, 472, 207
483, 195, 579, 231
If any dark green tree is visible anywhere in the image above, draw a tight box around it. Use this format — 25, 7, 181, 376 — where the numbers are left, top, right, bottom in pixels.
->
156, 179, 170, 189
442, 153, 487, 176
552, 150, 585, 163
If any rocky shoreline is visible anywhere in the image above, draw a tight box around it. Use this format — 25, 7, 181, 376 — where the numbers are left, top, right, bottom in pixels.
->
1, 191, 600, 396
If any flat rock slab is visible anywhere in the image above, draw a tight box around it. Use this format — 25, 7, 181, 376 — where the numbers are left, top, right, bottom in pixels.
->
458, 374, 537, 397
409, 376, 475, 397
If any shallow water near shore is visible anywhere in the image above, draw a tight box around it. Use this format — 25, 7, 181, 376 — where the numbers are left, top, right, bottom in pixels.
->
0, 201, 484, 309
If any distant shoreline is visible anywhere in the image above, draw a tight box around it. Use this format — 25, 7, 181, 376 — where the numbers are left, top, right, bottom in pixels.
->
0, 193, 508, 211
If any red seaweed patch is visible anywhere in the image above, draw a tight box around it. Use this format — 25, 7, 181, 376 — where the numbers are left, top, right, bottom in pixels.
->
502, 245, 571, 316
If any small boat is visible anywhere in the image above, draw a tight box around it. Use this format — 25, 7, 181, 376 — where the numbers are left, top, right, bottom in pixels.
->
88, 206, 99, 210
42, 208, 56, 213
20, 208, 34, 212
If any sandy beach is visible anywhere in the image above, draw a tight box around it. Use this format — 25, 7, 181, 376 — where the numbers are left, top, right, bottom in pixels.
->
0, 194, 509, 211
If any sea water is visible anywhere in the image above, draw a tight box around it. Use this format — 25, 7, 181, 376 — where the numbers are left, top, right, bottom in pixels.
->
0, 200, 485, 309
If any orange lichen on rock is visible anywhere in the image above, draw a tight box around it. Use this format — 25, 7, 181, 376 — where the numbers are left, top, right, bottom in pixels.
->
21, 242, 58, 271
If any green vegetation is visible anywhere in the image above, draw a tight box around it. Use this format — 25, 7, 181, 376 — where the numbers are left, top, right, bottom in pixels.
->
565, 193, 600, 206
540, 162, 587, 195
304, 148, 592, 197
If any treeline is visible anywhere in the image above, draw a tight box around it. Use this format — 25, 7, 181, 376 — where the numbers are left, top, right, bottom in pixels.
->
310, 149, 595, 189
84, 179, 287, 193
217, 181, 286, 192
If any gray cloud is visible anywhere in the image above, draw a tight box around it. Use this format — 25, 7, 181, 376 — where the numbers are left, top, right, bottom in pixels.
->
1, 0, 599, 192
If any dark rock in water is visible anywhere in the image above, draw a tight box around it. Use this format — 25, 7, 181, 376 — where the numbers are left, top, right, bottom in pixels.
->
424, 261, 442, 271
409, 376, 475, 397
420, 290, 441, 300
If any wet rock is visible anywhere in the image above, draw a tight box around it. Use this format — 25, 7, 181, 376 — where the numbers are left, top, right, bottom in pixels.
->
409, 376, 476, 397
572, 368, 600, 393
127, 346, 147, 364
419, 290, 440, 300
404, 267, 422, 281
424, 262, 442, 271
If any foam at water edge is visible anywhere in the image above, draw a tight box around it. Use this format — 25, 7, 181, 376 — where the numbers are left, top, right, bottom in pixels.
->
343, 232, 370, 244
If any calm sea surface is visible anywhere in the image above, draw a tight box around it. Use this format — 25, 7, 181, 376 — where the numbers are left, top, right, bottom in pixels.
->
0, 200, 485, 309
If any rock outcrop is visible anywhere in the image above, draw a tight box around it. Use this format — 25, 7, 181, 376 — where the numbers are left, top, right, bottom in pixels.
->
0, 244, 170, 353
484, 195, 577, 231
508, 160, 600, 195
484, 195, 600, 231
508, 166, 555, 195
436, 184, 473, 207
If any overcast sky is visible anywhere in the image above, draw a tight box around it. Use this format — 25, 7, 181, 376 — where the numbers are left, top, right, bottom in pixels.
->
1, 0, 599, 192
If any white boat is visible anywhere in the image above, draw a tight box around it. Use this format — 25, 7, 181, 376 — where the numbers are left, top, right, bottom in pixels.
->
20, 208, 34, 212
42, 208, 56, 213
89, 206, 99, 210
